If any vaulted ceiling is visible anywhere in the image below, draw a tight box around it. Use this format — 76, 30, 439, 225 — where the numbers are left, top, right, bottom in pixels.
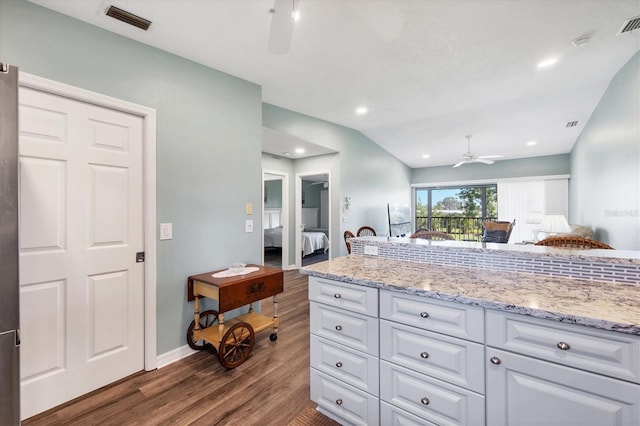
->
29, 0, 640, 167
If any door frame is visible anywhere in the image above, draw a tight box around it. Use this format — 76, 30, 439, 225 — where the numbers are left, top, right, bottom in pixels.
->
295, 170, 331, 268
262, 169, 289, 270
19, 72, 158, 370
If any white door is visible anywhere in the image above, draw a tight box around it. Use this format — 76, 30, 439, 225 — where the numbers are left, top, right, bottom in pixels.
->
18, 87, 145, 419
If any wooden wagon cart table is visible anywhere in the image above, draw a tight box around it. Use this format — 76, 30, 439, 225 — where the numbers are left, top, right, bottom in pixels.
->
187, 264, 284, 368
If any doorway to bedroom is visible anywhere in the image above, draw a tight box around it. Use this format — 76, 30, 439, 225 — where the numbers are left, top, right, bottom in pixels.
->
263, 172, 288, 269
296, 172, 331, 268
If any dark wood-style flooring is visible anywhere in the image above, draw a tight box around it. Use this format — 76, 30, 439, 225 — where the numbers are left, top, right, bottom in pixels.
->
24, 270, 313, 426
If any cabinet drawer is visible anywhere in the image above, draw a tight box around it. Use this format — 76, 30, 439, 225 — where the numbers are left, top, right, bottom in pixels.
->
486, 347, 640, 426
380, 290, 484, 343
380, 320, 484, 393
311, 335, 379, 395
309, 277, 378, 316
310, 302, 379, 355
311, 369, 379, 426
381, 401, 438, 426
486, 310, 640, 384
380, 360, 485, 426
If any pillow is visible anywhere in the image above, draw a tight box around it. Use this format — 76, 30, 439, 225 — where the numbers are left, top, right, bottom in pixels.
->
482, 230, 509, 243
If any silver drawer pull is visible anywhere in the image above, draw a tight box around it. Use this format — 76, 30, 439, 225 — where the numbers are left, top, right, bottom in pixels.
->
336, 399, 343, 406
490, 356, 501, 365
335, 325, 343, 331
336, 361, 343, 368
421, 397, 430, 405
420, 311, 429, 318
334, 293, 342, 299
420, 352, 429, 359
557, 341, 571, 351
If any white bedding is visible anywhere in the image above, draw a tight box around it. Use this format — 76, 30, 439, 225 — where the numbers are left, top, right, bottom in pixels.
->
264, 227, 329, 256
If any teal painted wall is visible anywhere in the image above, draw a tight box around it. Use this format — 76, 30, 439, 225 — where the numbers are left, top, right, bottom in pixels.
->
411, 154, 571, 184
570, 52, 639, 250
263, 104, 412, 255
0, 0, 263, 354
264, 180, 283, 208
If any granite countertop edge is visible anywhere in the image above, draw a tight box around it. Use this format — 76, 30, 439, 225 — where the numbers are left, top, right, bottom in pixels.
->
301, 261, 640, 336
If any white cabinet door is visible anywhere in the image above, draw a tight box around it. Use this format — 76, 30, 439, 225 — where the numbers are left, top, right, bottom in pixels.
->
486, 348, 640, 426
310, 302, 379, 355
19, 87, 144, 419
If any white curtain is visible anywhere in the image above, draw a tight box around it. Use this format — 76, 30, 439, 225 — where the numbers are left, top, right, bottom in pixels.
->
497, 181, 545, 243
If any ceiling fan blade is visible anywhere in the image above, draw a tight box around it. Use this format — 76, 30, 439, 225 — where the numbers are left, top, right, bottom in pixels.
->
478, 154, 504, 159
453, 160, 467, 168
267, 0, 294, 55
474, 158, 495, 165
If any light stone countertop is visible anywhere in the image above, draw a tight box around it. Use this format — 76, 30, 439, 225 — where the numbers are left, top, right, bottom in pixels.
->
301, 255, 640, 335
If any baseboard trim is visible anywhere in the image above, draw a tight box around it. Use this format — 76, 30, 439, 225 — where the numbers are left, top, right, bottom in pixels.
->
287, 264, 298, 270
156, 344, 197, 369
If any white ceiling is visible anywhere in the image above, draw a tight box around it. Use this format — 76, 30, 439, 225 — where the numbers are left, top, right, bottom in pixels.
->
29, 0, 640, 168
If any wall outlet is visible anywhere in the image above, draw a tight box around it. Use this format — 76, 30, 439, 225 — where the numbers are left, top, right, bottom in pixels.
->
160, 223, 172, 240
364, 245, 378, 256
245, 219, 254, 233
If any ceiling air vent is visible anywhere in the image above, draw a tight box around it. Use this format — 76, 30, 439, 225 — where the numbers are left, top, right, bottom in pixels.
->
566, 121, 579, 128
105, 5, 152, 31
617, 15, 640, 35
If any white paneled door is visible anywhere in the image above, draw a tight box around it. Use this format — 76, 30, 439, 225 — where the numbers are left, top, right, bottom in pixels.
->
18, 87, 144, 419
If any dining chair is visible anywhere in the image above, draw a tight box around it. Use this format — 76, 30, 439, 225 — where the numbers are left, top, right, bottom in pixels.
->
535, 235, 613, 249
356, 226, 377, 237
482, 219, 515, 243
344, 230, 355, 254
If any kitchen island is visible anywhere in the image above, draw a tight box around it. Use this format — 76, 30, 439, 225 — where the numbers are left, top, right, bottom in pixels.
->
301, 241, 640, 426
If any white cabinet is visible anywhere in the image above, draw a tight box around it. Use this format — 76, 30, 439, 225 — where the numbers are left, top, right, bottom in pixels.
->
486, 348, 640, 426
309, 277, 379, 425
379, 290, 485, 426
486, 311, 640, 426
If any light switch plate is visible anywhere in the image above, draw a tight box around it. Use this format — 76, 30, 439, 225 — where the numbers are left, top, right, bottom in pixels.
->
245, 219, 254, 233
246, 203, 253, 215
160, 223, 172, 240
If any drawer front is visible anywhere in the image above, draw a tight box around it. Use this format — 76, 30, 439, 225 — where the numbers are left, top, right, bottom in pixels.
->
309, 277, 378, 316
381, 401, 438, 426
380, 290, 484, 343
380, 360, 485, 426
217, 273, 283, 312
486, 310, 640, 384
311, 369, 379, 426
311, 335, 379, 395
380, 320, 484, 393
486, 348, 640, 426
310, 302, 379, 355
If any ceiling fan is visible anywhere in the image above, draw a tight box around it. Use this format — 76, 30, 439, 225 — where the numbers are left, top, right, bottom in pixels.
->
453, 135, 503, 168
267, 0, 298, 55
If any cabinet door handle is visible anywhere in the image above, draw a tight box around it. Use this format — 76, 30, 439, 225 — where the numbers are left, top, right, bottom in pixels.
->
336, 399, 343, 406
335, 325, 343, 331
334, 293, 342, 299
421, 397, 430, 405
420, 351, 430, 359
557, 341, 570, 351
420, 311, 429, 318
335, 361, 343, 368
490, 356, 501, 365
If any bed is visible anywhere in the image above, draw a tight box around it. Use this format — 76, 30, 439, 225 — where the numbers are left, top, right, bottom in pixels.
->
264, 226, 329, 256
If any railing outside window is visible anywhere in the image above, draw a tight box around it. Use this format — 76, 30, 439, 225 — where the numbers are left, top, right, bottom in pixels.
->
415, 216, 498, 242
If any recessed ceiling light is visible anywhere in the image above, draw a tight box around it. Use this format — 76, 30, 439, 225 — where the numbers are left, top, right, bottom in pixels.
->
295, 147, 305, 154
291, 10, 300, 21
572, 35, 591, 47
283, 152, 291, 156
537, 57, 559, 69
526, 140, 537, 146
355, 106, 368, 115
422, 154, 430, 159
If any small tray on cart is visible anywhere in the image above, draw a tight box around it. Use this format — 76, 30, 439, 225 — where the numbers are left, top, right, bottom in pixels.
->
187, 264, 284, 368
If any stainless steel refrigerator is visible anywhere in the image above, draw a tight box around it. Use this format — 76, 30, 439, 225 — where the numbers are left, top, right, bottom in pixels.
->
0, 62, 20, 425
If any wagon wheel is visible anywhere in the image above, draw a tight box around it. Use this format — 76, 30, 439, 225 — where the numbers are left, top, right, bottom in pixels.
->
219, 322, 255, 369
186, 310, 219, 351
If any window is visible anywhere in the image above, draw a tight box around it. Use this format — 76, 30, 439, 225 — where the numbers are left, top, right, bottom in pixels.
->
415, 185, 497, 241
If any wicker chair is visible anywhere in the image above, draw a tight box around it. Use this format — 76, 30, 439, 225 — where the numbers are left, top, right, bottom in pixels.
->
535, 235, 614, 249
482, 220, 515, 244
344, 230, 355, 254
410, 230, 455, 240
356, 226, 377, 237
